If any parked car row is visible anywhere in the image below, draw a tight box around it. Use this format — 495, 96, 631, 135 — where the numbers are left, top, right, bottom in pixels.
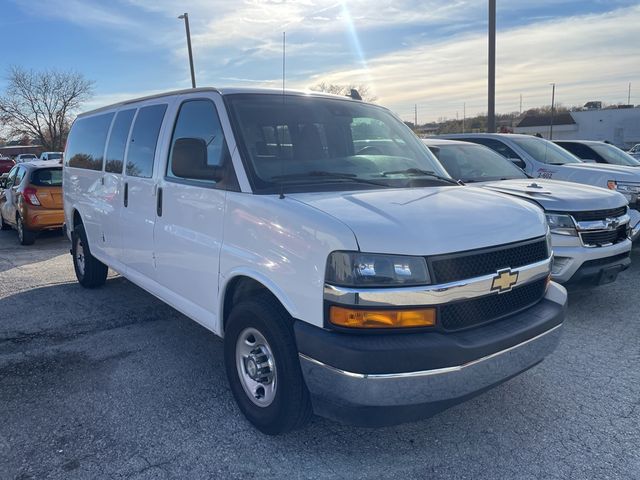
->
2, 88, 638, 435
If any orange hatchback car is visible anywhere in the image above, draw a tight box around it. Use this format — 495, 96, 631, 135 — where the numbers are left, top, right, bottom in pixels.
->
0, 161, 64, 245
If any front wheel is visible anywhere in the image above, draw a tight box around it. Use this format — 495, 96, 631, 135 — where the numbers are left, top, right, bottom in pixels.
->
72, 224, 108, 288
224, 294, 312, 435
17, 215, 36, 245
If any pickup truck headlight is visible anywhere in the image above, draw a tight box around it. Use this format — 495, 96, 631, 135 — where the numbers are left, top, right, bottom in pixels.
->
546, 213, 577, 236
608, 180, 640, 203
326, 251, 430, 287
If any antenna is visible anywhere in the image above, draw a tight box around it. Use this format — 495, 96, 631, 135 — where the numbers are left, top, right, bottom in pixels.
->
279, 31, 286, 199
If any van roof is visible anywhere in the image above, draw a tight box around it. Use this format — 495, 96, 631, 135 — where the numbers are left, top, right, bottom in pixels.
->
78, 87, 359, 117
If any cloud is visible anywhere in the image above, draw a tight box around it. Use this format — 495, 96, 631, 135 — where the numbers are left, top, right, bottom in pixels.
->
302, 4, 640, 121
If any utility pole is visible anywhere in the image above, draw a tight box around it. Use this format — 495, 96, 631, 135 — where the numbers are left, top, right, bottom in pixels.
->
414, 104, 418, 127
463, 102, 466, 133
519, 94, 522, 114
629, 82, 632, 105
549, 83, 556, 140
487, 0, 496, 133
178, 13, 196, 88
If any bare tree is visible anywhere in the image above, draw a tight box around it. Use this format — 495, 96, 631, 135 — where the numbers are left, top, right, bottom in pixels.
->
311, 82, 377, 102
0, 67, 94, 151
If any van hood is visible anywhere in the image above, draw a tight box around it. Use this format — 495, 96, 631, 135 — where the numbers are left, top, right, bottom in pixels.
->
288, 187, 547, 256
479, 179, 627, 213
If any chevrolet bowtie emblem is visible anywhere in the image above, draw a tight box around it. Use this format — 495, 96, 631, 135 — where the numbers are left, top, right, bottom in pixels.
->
491, 268, 519, 293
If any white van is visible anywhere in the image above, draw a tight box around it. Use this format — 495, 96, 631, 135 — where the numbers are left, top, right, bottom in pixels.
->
64, 88, 566, 434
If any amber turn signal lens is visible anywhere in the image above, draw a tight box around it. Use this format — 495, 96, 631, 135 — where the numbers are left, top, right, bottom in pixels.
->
330, 306, 436, 329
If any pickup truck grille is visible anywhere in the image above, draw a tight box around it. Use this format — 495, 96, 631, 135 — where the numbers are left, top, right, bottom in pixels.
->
570, 207, 627, 222
429, 237, 549, 284
439, 278, 547, 331
580, 225, 628, 247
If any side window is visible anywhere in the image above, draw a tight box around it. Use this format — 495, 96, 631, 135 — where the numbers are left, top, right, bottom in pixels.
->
473, 138, 522, 160
105, 109, 136, 174
15, 167, 27, 185
66, 113, 115, 170
5, 166, 18, 187
126, 104, 167, 178
167, 100, 230, 183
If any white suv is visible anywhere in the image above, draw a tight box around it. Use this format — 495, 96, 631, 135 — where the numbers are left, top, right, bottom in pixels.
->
63, 88, 566, 434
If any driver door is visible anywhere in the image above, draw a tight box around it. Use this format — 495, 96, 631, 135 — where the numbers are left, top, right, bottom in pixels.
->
1, 166, 21, 227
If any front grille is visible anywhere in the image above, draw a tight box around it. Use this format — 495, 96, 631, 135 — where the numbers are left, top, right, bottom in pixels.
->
570, 207, 627, 222
580, 225, 628, 246
429, 238, 549, 284
439, 278, 547, 331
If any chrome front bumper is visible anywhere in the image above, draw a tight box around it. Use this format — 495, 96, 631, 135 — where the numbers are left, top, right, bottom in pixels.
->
299, 282, 566, 426
300, 323, 562, 407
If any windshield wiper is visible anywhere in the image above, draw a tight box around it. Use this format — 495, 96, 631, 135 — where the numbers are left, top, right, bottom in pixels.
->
381, 168, 461, 185
271, 171, 389, 187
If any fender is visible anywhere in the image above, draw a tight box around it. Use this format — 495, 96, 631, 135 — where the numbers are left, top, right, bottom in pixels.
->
217, 267, 299, 336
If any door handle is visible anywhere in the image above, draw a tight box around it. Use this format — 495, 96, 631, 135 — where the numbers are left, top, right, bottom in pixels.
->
156, 187, 163, 217
124, 182, 128, 207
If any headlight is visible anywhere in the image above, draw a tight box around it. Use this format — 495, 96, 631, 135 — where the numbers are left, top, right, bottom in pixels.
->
607, 180, 640, 202
546, 213, 577, 236
326, 251, 430, 287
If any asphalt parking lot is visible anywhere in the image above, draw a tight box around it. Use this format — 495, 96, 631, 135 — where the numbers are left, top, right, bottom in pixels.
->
0, 229, 639, 480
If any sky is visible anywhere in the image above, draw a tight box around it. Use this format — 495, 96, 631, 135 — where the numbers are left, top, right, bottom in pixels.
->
1, 0, 639, 124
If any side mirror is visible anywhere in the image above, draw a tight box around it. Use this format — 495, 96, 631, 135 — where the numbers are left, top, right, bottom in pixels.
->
510, 158, 526, 169
171, 137, 224, 182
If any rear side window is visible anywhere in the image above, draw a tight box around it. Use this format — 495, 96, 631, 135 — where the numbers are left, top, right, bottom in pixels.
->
167, 99, 230, 183
31, 168, 62, 186
126, 104, 167, 178
15, 166, 27, 185
467, 138, 522, 160
66, 113, 115, 170
556, 142, 594, 159
105, 109, 136, 174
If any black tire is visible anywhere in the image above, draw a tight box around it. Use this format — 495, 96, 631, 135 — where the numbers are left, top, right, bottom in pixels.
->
72, 224, 108, 288
16, 215, 36, 245
224, 294, 313, 435
1, 215, 11, 231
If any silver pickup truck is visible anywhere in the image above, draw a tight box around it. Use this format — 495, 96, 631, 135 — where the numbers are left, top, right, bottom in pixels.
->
425, 139, 632, 286
441, 133, 640, 241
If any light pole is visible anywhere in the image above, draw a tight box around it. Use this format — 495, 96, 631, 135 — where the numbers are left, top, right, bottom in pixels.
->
178, 13, 196, 88
487, 0, 496, 133
549, 83, 556, 140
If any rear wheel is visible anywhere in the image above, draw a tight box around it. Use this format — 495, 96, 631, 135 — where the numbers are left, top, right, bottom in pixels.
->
16, 215, 36, 245
224, 294, 312, 435
72, 224, 108, 288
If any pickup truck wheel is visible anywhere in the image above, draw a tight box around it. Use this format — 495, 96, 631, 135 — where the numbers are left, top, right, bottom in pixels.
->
17, 215, 36, 245
224, 294, 312, 435
72, 224, 108, 288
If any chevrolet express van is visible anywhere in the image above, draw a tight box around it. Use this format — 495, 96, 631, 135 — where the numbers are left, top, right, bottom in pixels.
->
424, 139, 632, 286
64, 88, 566, 434
441, 134, 640, 240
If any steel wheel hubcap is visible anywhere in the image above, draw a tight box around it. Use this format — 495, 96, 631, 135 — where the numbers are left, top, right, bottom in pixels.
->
76, 238, 85, 276
236, 327, 277, 407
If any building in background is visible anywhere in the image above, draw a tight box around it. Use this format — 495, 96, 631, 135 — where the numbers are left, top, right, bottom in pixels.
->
514, 105, 640, 148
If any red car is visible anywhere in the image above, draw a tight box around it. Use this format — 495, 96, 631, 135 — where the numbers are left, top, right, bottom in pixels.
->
0, 157, 15, 175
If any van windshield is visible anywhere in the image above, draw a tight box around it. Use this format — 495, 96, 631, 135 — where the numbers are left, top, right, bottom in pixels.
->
510, 136, 581, 165
226, 94, 453, 193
